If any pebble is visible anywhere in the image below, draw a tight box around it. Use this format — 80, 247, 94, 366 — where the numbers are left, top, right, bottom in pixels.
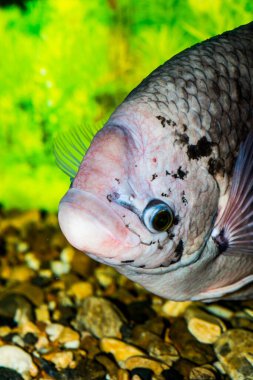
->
35, 304, 51, 324
95, 266, 118, 288
100, 338, 145, 363
215, 329, 253, 380
75, 296, 126, 338
185, 306, 226, 344
0, 345, 38, 379
170, 318, 215, 365
51, 260, 70, 276
60, 246, 75, 263
68, 281, 93, 301
162, 300, 192, 317
24, 252, 41, 271
5, 283, 44, 306
0, 294, 33, 326
9, 266, 35, 282
43, 350, 74, 370
46, 323, 80, 348
189, 364, 217, 379
124, 356, 170, 375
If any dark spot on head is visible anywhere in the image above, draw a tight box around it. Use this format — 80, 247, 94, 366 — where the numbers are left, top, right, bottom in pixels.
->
156, 115, 176, 127
175, 133, 189, 146
152, 157, 157, 163
173, 215, 180, 225
183, 123, 187, 132
172, 166, 188, 180
107, 194, 112, 202
139, 265, 146, 268
121, 260, 134, 264
168, 232, 175, 240
151, 173, 158, 181
161, 192, 169, 198
166, 170, 170, 176
115, 178, 120, 184
187, 136, 213, 160
175, 239, 184, 256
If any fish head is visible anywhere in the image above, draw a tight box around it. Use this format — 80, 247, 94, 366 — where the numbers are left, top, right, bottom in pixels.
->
58, 106, 219, 273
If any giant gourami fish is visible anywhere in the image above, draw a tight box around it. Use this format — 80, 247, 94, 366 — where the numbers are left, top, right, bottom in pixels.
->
55, 23, 253, 301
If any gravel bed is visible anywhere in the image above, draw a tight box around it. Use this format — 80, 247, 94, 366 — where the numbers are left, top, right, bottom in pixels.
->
0, 208, 253, 380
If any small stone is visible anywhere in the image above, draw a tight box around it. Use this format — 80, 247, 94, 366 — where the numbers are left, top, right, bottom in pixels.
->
185, 306, 226, 344
24, 252, 41, 271
189, 364, 217, 379
35, 334, 50, 353
0, 326, 12, 337
51, 260, 70, 276
162, 300, 192, 317
68, 281, 93, 301
95, 353, 119, 378
0, 294, 33, 327
117, 368, 130, 380
9, 266, 35, 282
5, 283, 44, 306
100, 338, 145, 363
170, 319, 215, 365
0, 345, 38, 378
204, 304, 234, 320
125, 356, 170, 375
46, 323, 80, 349
44, 350, 74, 370
95, 266, 118, 288
35, 304, 51, 324
71, 251, 95, 277
76, 296, 126, 338
215, 329, 253, 380
60, 246, 75, 263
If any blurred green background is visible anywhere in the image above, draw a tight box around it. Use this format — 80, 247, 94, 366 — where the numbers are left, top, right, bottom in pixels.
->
0, 0, 252, 211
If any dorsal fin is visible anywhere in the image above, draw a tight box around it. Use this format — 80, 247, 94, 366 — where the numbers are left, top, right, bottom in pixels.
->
53, 124, 101, 179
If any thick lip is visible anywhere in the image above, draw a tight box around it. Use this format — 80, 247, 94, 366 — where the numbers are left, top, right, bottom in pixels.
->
58, 188, 141, 257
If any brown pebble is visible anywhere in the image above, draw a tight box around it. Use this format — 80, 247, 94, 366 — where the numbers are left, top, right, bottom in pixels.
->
100, 338, 145, 363
124, 356, 170, 375
162, 300, 192, 317
76, 296, 126, 339
185, 306, 226, 344
189, 364, 217, 379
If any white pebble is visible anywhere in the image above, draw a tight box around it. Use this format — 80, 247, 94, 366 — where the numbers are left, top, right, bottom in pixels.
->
0, 345, 38, 378
51, 260, 70, 276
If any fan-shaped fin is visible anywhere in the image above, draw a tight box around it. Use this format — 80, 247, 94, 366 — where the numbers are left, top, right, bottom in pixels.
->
53, 124, 101, 179
213, 131, 253, 255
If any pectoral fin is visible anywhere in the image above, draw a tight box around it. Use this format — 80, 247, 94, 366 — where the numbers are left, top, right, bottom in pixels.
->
213, 132, 253, 255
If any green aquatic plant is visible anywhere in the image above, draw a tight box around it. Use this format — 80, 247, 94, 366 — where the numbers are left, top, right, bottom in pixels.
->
0, 0, 252, 210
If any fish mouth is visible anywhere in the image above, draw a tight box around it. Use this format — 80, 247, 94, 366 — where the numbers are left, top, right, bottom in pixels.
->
58, 188, 140, 258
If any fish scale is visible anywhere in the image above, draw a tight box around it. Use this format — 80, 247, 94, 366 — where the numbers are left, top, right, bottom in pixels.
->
125, 22, 253, 176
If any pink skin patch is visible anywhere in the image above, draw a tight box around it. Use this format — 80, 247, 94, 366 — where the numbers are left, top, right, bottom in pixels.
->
58, 188, 140, 258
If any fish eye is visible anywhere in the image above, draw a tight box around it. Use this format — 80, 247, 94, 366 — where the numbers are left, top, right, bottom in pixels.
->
143, 199, 174, 233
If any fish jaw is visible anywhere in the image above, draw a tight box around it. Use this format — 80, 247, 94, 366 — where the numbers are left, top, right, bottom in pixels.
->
58, 188, 140, 258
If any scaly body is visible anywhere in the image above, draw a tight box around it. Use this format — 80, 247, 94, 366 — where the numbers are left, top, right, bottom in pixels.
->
57, 23, 253, 301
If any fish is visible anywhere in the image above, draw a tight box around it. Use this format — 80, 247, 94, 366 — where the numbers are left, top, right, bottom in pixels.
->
55, 22, 253, 302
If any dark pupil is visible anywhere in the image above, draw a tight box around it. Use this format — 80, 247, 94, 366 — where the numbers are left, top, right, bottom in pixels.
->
152, 210, 172, 231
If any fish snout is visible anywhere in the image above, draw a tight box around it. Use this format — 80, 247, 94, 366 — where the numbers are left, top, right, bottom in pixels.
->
58, 188, 140, 257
